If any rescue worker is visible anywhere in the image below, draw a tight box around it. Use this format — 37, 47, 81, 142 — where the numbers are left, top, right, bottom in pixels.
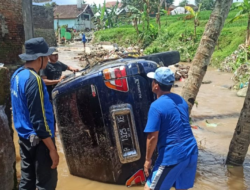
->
144, 67, 198, 190
11, 37, 59, 190
40, 49, 79, 100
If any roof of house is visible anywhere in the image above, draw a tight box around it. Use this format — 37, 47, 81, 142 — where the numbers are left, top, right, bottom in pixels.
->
33, 0, 52, 2
169, 5, 177, 9
105, 1, 123, 8
186, 4, 198, 10
54, 4, 92, 19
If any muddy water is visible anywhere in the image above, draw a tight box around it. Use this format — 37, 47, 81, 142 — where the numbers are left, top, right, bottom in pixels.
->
13, 51, 250, 190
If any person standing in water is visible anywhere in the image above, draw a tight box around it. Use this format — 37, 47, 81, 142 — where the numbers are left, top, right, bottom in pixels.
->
11, 37, 59, 190
82, 33, 87, 50
144, 67, 198, 190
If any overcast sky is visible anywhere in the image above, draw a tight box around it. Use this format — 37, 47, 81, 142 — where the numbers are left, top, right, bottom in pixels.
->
34, 0, 241, 6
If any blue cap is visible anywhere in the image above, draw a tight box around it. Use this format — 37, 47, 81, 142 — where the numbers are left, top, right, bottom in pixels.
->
147, 67, 175, 85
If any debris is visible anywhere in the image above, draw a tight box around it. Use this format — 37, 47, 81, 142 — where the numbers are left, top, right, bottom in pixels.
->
232, 64, 250, 89
78, 44, 144, 69
194, 100, 198, 108
202, 80, 212, 84
180, 77, 185, 82
237, 87, 248, 97
174, 65, 190, 81
221, 44, 246, 73
221, 85, 232, 89
191, 125, 199, 129
205, 120, 218, 128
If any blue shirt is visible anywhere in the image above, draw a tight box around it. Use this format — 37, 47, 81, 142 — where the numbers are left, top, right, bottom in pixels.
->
144, 93, 198, 166
82, 34, 86, 42
11, 67, 55, 139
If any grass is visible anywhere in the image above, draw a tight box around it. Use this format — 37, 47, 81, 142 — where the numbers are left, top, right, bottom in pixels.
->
93, 9, 248, 67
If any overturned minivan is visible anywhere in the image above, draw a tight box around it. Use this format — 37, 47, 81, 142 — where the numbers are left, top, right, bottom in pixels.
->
52, 51, 180, 185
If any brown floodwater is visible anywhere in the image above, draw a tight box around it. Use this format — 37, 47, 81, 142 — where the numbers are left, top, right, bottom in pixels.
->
13, 46, 250, 189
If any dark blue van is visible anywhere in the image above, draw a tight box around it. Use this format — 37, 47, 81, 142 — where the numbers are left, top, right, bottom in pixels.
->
52, 51, 180, 185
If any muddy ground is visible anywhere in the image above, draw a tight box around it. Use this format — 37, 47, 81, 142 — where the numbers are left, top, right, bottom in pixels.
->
13, 42, 250, 190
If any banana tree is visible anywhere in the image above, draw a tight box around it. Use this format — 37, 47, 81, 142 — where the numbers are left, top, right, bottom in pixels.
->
185, 3, 202, 38
156, 0, 165, 30
230, 0, 250, 46
105, 1, 119, 28
100, 0, 106, 28
143, 0, 151, 30
127, 5, 142, 35
92, 1, 106, 30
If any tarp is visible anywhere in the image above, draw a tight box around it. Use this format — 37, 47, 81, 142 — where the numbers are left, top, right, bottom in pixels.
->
171, 7, 189, 15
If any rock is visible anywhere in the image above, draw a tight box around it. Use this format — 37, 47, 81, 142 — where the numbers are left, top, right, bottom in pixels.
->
237, 87, 248, 97
0, 68, 16, 190
0, 106, 15, 190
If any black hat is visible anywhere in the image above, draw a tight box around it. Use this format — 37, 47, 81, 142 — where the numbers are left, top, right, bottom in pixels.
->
19, 37, 55, 61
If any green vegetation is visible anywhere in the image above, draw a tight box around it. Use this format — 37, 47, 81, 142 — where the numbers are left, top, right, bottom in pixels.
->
94, 9, 247, 67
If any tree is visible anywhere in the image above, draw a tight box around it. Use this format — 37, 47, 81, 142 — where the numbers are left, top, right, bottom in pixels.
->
226, 83, 250, 166
195, 0, 215, 10
105, 1, 119, 28
230, 0, 250, 46
165, 0, 174, 10
179, 0, 189, 7
91, 3, 99, 14
127, 5, 141, 35
156, 0, 165, 29
44, 2, 57, 8
121, 0, 144, 11
181, 0, 233, 114
185, 4, 202, 38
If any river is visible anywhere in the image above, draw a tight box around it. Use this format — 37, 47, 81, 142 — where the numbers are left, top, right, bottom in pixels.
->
13, 43, 250, 190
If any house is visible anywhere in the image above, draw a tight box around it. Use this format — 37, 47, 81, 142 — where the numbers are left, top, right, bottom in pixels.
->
168, 5, 177, 15
54, 1, 94, 31
105, 1, 123, 8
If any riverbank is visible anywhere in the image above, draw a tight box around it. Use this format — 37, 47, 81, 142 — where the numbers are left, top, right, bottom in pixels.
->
13, 43, 250, 189
94, 9, 247, 68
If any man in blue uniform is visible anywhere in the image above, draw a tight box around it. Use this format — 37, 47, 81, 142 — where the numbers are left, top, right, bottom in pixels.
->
144, 67, 198, 190
11, 37, 59, 190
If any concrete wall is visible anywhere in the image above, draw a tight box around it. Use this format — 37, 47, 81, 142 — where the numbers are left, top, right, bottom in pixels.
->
76, 13, 92, 31
0, 0, 24, 66
54, 19, 76, 30
22, 0, 34, 41
34, 28, 57, 46
32, 5, 57, 46
54, 14, 94, 31
33, 5, 53, 29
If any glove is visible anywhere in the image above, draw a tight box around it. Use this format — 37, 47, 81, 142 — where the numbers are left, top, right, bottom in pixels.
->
29, 134, 40, 147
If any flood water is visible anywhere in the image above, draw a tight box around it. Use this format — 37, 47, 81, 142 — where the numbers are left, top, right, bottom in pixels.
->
13, 44, 250, 189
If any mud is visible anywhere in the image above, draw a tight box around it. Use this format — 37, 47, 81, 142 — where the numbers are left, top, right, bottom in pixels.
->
13, 43, 250, 189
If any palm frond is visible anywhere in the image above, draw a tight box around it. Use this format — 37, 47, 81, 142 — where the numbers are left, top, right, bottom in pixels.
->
185, 6, 195, 17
